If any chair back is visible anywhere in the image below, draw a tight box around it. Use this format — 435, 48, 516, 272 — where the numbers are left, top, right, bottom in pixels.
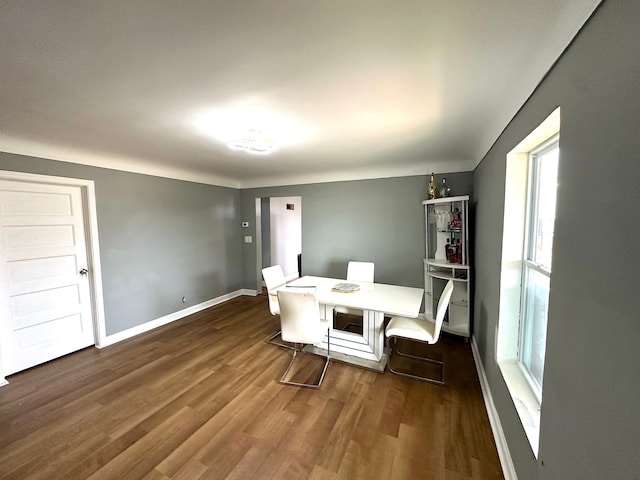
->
277, 288, 324, 344
262, 265, 286, 315
346, 261, 375, 282
433, 280, 455, 341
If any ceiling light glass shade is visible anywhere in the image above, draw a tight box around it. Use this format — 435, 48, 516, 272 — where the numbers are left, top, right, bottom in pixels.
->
228, 130, 278, 155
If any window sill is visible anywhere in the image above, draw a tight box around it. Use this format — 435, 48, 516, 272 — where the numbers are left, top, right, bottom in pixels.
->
498, 360, 541, 457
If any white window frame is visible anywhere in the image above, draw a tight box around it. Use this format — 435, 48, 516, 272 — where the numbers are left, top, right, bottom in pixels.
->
517, 135, 558, 403
496, 107, 560, 457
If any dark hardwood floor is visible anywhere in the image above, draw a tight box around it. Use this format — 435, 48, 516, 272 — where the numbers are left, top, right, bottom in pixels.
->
0, 295, 503, 479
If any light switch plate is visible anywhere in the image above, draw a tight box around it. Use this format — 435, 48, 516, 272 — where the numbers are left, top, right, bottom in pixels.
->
241, 221, 249, 227
244, 236, 252, 243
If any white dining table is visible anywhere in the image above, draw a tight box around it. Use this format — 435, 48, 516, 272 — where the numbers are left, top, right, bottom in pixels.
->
281, 276, 424, 372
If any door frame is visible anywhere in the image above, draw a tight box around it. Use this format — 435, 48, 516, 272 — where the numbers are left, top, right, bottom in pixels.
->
0, 170, 107, 386
255, 198, 263, 294
255, 196, 302, 292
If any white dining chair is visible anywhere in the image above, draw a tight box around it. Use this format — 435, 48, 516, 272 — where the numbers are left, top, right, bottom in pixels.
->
335, 261, 375, 330
261, 265, 294, 349
277, 287, 330, 388
346, 261, 375, 283
385, 280, 454, 385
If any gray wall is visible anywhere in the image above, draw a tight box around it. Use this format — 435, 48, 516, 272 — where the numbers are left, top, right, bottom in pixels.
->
0, 152, 242, 336
472, 1, 640, 478
240, 172, 473, 294
0, 149, 471, 336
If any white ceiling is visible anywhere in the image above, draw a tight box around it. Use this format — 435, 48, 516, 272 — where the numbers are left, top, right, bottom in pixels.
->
0, 1, 601, 188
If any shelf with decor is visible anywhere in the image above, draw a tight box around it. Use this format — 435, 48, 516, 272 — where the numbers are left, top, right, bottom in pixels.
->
423, 195, 471, 338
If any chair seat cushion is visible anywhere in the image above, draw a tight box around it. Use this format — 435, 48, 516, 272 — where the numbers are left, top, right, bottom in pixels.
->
386, 316, 437, 344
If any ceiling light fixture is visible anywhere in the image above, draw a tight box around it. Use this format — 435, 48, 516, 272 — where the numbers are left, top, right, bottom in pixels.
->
228, 129, 277, 155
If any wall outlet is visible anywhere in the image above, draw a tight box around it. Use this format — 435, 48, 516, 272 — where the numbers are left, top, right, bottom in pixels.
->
241, 221, 249, 227
244, 236, 252, 243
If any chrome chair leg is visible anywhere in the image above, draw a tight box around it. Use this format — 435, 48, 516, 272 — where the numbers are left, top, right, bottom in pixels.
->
266, 329, 296, 350
280, 329, 330, 388
387, 337, 444, 385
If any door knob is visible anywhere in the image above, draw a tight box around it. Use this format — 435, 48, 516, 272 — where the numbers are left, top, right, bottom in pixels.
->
79, 268, 88, 276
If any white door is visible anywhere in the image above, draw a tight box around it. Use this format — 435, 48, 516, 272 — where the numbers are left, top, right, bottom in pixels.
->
0, 180, 95, 375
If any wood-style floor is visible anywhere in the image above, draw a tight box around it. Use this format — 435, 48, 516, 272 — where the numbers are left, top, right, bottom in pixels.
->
0, 295, 503, 480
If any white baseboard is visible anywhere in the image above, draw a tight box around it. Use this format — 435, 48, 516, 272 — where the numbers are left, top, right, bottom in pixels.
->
471, 335, 517, 480
98, 289, 255, 348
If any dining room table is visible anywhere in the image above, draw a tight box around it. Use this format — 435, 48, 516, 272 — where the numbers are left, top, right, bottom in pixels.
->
280, 275, 424, 372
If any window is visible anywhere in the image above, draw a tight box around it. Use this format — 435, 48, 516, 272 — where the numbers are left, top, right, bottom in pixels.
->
497, 107, 560, 456
519, 137, 559, 399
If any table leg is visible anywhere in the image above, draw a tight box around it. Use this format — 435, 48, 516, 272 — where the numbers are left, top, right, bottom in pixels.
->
313, 304, 386, 367
363, 309, 385, 361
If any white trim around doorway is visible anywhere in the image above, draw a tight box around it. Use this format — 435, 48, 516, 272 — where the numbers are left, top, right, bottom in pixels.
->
0, 170, 107, 386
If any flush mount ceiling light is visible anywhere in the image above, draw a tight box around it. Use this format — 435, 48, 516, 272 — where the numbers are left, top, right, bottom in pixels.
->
227, 129, 278, 155
194, 104, 312, 154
